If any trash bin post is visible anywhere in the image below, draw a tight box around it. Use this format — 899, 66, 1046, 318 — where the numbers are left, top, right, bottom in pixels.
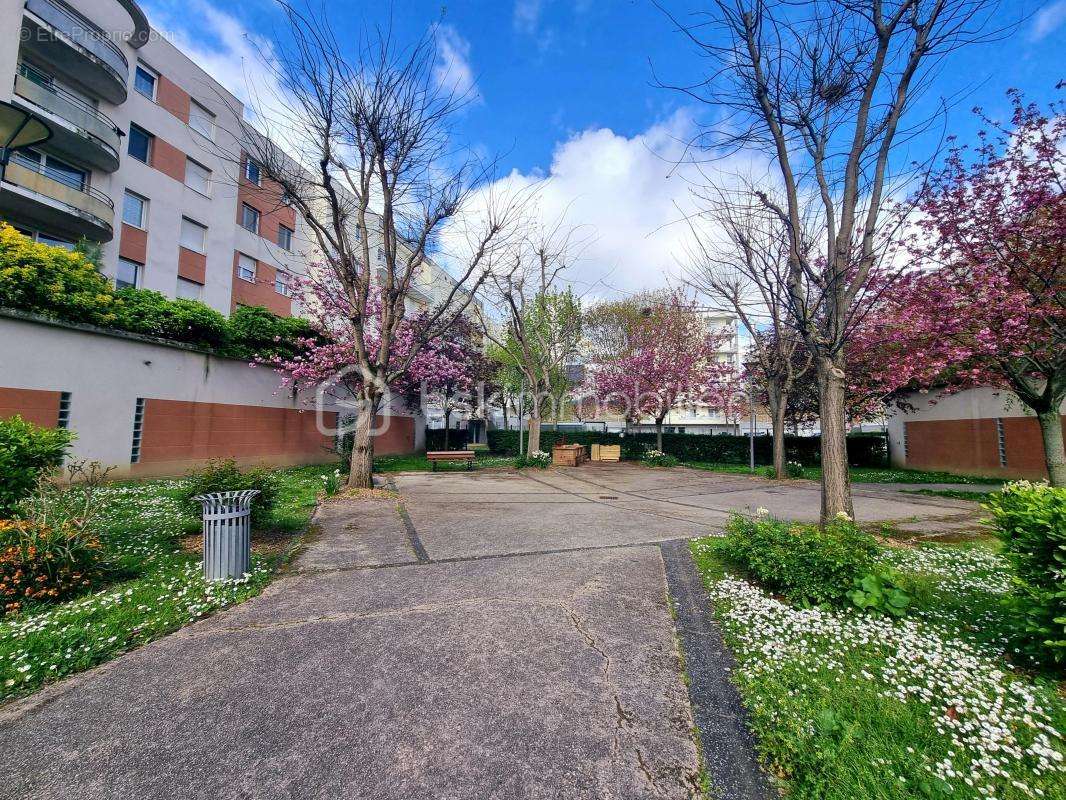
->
194, 489, 259, 581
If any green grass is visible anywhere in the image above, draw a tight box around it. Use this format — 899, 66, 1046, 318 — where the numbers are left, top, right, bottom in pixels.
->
0, 465, 327, 703
684, 462, 1005, 485
689, 535, 1065, 800
374, 453, 519, 472
903, 488, 999, 502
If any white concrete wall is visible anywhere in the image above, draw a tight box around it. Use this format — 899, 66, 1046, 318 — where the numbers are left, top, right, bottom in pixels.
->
0, 313, 424, 471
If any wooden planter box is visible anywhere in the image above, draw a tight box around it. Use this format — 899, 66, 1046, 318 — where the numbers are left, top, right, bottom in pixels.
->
552, 444, 587, 467
592, 444, 621, 462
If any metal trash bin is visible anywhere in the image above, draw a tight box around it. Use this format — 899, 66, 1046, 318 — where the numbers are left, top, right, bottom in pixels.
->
194, 490, 259, 581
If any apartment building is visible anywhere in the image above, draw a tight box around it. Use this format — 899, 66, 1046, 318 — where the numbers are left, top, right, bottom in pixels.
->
0, 0, 449, 471
0, 0, 305, 315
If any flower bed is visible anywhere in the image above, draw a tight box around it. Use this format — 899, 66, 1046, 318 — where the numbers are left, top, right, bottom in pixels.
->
691, 539, 1065, 800
0, 465, 326, 702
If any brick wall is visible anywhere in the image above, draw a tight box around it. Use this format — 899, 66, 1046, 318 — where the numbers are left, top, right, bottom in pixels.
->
0, 388, 61, 428
135, 399, 337, 474
905, 416, 1066, 479
374, 415, 416, 455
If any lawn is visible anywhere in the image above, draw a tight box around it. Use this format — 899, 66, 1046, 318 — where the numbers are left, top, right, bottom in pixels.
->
685, 461, 1005, 485
0, 464, 328, 703
690, 535, 1065, 800
904, 488, 998, 502
374, 453, 519, 472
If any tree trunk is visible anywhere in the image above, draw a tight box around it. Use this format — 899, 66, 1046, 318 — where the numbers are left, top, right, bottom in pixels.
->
347, 392, 380, 489
817, 356, 853, 524
768, 386, 787, 480
443, 409, 451, 450
1037, 408, 1066, 487
655, 418, 664, 452
527, 411, 542, 454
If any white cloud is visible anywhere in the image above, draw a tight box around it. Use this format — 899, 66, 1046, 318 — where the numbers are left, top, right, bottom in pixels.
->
441, 111, 768, 302
431, 24, 480, 102
1030, 0, 1066, 41
513, 0, 544, 33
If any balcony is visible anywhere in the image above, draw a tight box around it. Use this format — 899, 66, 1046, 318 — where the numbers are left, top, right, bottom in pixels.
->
1, 154, 114, 242
21, 0, 130, 104
12, 64, 122, 172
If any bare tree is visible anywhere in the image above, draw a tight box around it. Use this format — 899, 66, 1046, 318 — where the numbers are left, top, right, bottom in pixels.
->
661, 0, 1003, 523
684, 187, 812, 480
479, 218, 585, 454
235, 6, 526, 487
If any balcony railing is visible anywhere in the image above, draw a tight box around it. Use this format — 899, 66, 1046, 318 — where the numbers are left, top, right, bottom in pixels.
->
23, 0, 129, 87
14, 63, 121, 169
4, 152, 114, 237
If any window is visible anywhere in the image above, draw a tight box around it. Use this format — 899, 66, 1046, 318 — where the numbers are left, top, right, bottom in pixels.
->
244, 159, 261, 186
188, 100, 215, 139
128, 124, 152, 163
354, 225, 362, 242
122, 190, 147, 228
237, 253, 256, 282
376, 247, 384, 263
15, 150, 85, 191
240, 204, 260, 234
116, 258, 140, 289
179, 217, 206, 253
176, 277, 202, 300
185, 158, 211, 196
277, 224, 293, 251
274, 271, 291, 296
134, 64, 157, 99
35, 232, 74, 250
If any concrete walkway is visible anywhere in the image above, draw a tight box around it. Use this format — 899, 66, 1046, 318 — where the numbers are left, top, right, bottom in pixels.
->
0, 465, 976, 799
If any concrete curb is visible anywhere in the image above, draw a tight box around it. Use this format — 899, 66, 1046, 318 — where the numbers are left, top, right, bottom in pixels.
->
660, 539, 775, 800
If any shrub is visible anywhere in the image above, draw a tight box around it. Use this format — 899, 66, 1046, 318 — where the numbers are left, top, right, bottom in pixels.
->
642, 449, 679, 467
515, 450, 551, 469
983, 481, 1066, 668
0, 461, 111, 616
0, 223, 118, 326
112, 289, 229, 350
845, 567, 912, 617
225, 305, 317, 361
0, 416, 74, 517
425, 427, 471, 451
715, 512, 881, 606
762, 460, 806, 479
182, 459, 280, 526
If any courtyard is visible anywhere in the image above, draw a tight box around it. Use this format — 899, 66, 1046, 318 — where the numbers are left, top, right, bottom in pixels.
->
0, 465, 984, 799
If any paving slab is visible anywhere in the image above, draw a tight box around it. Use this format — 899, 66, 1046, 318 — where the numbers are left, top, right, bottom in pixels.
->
1, 548, 702, 800
295, 496, 416, 571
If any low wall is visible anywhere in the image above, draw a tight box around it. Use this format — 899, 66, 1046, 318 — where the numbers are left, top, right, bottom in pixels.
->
0, 311, 423, 476
887, 388, 1065, 480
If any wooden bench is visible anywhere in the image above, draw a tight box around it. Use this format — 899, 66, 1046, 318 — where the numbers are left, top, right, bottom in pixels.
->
426, 450, 476, 471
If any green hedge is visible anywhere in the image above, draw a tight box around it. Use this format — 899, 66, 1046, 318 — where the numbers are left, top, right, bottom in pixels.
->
0, 224, 308, 360
425, 428, 471, 451
0, 416, 75, 517
486, 429, 887, 467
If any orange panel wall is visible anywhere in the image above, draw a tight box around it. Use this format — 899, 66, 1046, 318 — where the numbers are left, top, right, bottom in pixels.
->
156, 76, 190, 124
119, 224, 147, 264
177, 247, 206, 284
136, 399, 338, 471
0, 388, 61, 428
150, 137, 186, 183
905, 416, 1065, 480
373, 414, 416, 455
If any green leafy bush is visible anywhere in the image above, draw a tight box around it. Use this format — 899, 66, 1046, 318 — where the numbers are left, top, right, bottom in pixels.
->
642, 449, 679, 467
182, 459, 280, 526
225, 305, 317, 360
515, 450, 551, 468
715, 513, 881, 606
762, 460, 806, 479
983, 481, 1066, 668
112, 289, 229, 350
0, 223, 118, 326
0, 416, 74, 517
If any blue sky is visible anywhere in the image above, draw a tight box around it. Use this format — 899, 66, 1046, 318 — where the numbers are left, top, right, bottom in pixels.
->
142, 0, 1066, 296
